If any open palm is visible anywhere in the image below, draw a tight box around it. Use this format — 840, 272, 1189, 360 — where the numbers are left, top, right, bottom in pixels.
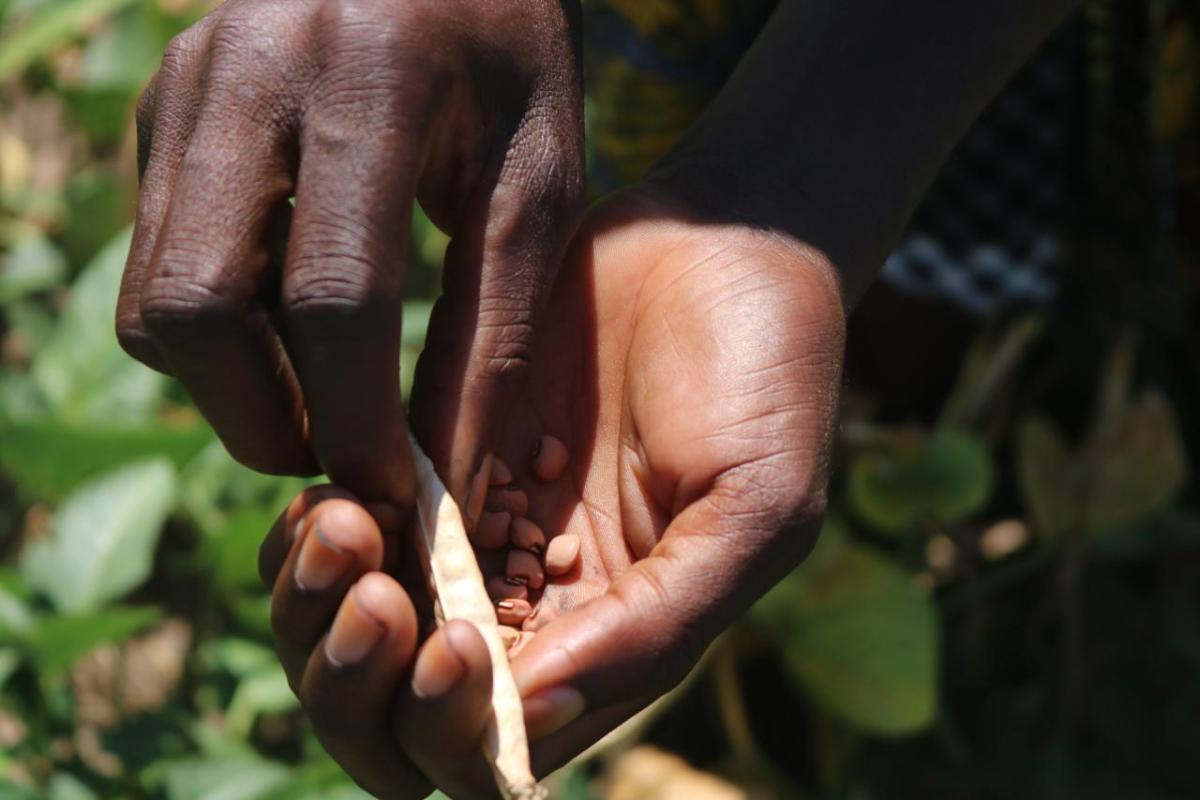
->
259, 188, 846, 798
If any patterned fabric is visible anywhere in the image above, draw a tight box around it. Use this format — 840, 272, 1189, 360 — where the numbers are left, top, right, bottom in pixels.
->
582, 0, 1199, 316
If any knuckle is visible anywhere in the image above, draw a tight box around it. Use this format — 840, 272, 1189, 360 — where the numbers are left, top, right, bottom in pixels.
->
139, 266, 239, 343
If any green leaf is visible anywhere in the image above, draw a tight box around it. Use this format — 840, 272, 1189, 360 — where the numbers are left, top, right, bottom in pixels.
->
28, 605, 160, 670
30, 227, 166, 424
205, 506, 278, 591
1017, 416, 1083, 539
0, 0, 139, 80
849, 430, 993, 535
1083, 389, 1189, 532
0, 420, 211, 501
22, 459, 177, 612
46, 772, 99, 800
752, 519, 939, 735
225, 664, 299, 739
0, 647, 20, 690
153, 756, 290, 800
0, 235, 66, 304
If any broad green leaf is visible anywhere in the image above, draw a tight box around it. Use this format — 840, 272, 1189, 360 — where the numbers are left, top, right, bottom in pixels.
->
849, 430, 993, 534
22, 459, 177, 612
30, 228, 166, 424
1083, 390, 1189, 532
225, 664, 298, 738
0, 0, 139, 80
0, 370, 48, 424
28, 605, 160, 670
205, 506, 278, 591
0, 420, 211, 501
46, 771, 99, 800
752, 519, 938, 735
0, 234, 66, 303
154, 756, 290, 800
207, 638, 275, 679
1016, 416, 1082, 539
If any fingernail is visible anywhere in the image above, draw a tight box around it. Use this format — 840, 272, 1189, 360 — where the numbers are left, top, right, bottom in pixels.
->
412, 625, 469, 700
325, 586, 386, 665
295, 526, 351, 591
524, 687, 585, 739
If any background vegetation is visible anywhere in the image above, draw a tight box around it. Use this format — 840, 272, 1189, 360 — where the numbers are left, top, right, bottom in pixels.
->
0, 1, 1197, 798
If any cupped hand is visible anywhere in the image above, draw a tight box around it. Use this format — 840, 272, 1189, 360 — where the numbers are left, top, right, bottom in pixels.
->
117, 0, 584, 508
260, 188, 847, 798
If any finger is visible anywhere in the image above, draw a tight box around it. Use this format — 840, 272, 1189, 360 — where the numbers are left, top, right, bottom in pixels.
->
301, 573, 430, 799
270, 499, 384, 685
139, 48, 315, 475
279, 80, 422, 506
117, 21, 214, 373
409, 92, 585, 510
258, 484, 358, 590
394, 619, 496, 798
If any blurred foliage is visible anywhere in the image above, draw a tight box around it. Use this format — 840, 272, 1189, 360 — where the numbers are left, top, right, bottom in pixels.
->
0, 1, 1197, 799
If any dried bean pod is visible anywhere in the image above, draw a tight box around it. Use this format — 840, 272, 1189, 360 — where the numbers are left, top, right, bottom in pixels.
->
407, 433, 544, 800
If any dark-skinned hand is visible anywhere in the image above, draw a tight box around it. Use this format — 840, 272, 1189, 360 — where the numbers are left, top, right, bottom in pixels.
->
257, 188, 847, 798
117, 0, 584, 512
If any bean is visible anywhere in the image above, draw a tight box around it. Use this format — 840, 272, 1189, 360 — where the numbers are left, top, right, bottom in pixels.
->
471, 511, 512, 550
496, 598, 533, 626
544, 534, 581, 576
489, 457, 513, 487
487, 575, 529, 602
532, 435, 568, 482
510, 517, 546, 554
487, 488, 529, 518
507, 549, 545, 590
407, 434, 544, 800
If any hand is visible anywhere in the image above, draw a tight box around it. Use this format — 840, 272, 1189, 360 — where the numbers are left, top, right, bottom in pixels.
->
258, 187, 846, 797
116, 0, 584, 507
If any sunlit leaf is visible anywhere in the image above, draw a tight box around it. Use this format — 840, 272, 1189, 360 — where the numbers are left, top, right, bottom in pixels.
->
28, 605, 160, 670
21, 459, 177, 612
849, 430, 993, 535
46, 773, 98, 800
752, 519, 938, 735
30, 228, 166, 424
0, 234, 66, 303
0, 420, 211, 501
204, 506, 278, 591
225, 663, 298, 738
0, 0, 138, 80
153, 755, 290, 800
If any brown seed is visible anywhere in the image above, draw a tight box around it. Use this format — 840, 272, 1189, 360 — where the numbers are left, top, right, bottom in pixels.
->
532, 435, 568, 482
489, 457, 513, 487
486, 488, 529, 518
544, 534, 581, 576
496, 598, 533, 626
506, 549, 545, 590
510, 518, 546, 554
487, 575, 528, 602
470, 511, 511, 550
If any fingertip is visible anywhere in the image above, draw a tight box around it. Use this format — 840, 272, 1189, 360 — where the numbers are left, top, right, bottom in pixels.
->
308, 498, 385, 571
351, 573, 418, 660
